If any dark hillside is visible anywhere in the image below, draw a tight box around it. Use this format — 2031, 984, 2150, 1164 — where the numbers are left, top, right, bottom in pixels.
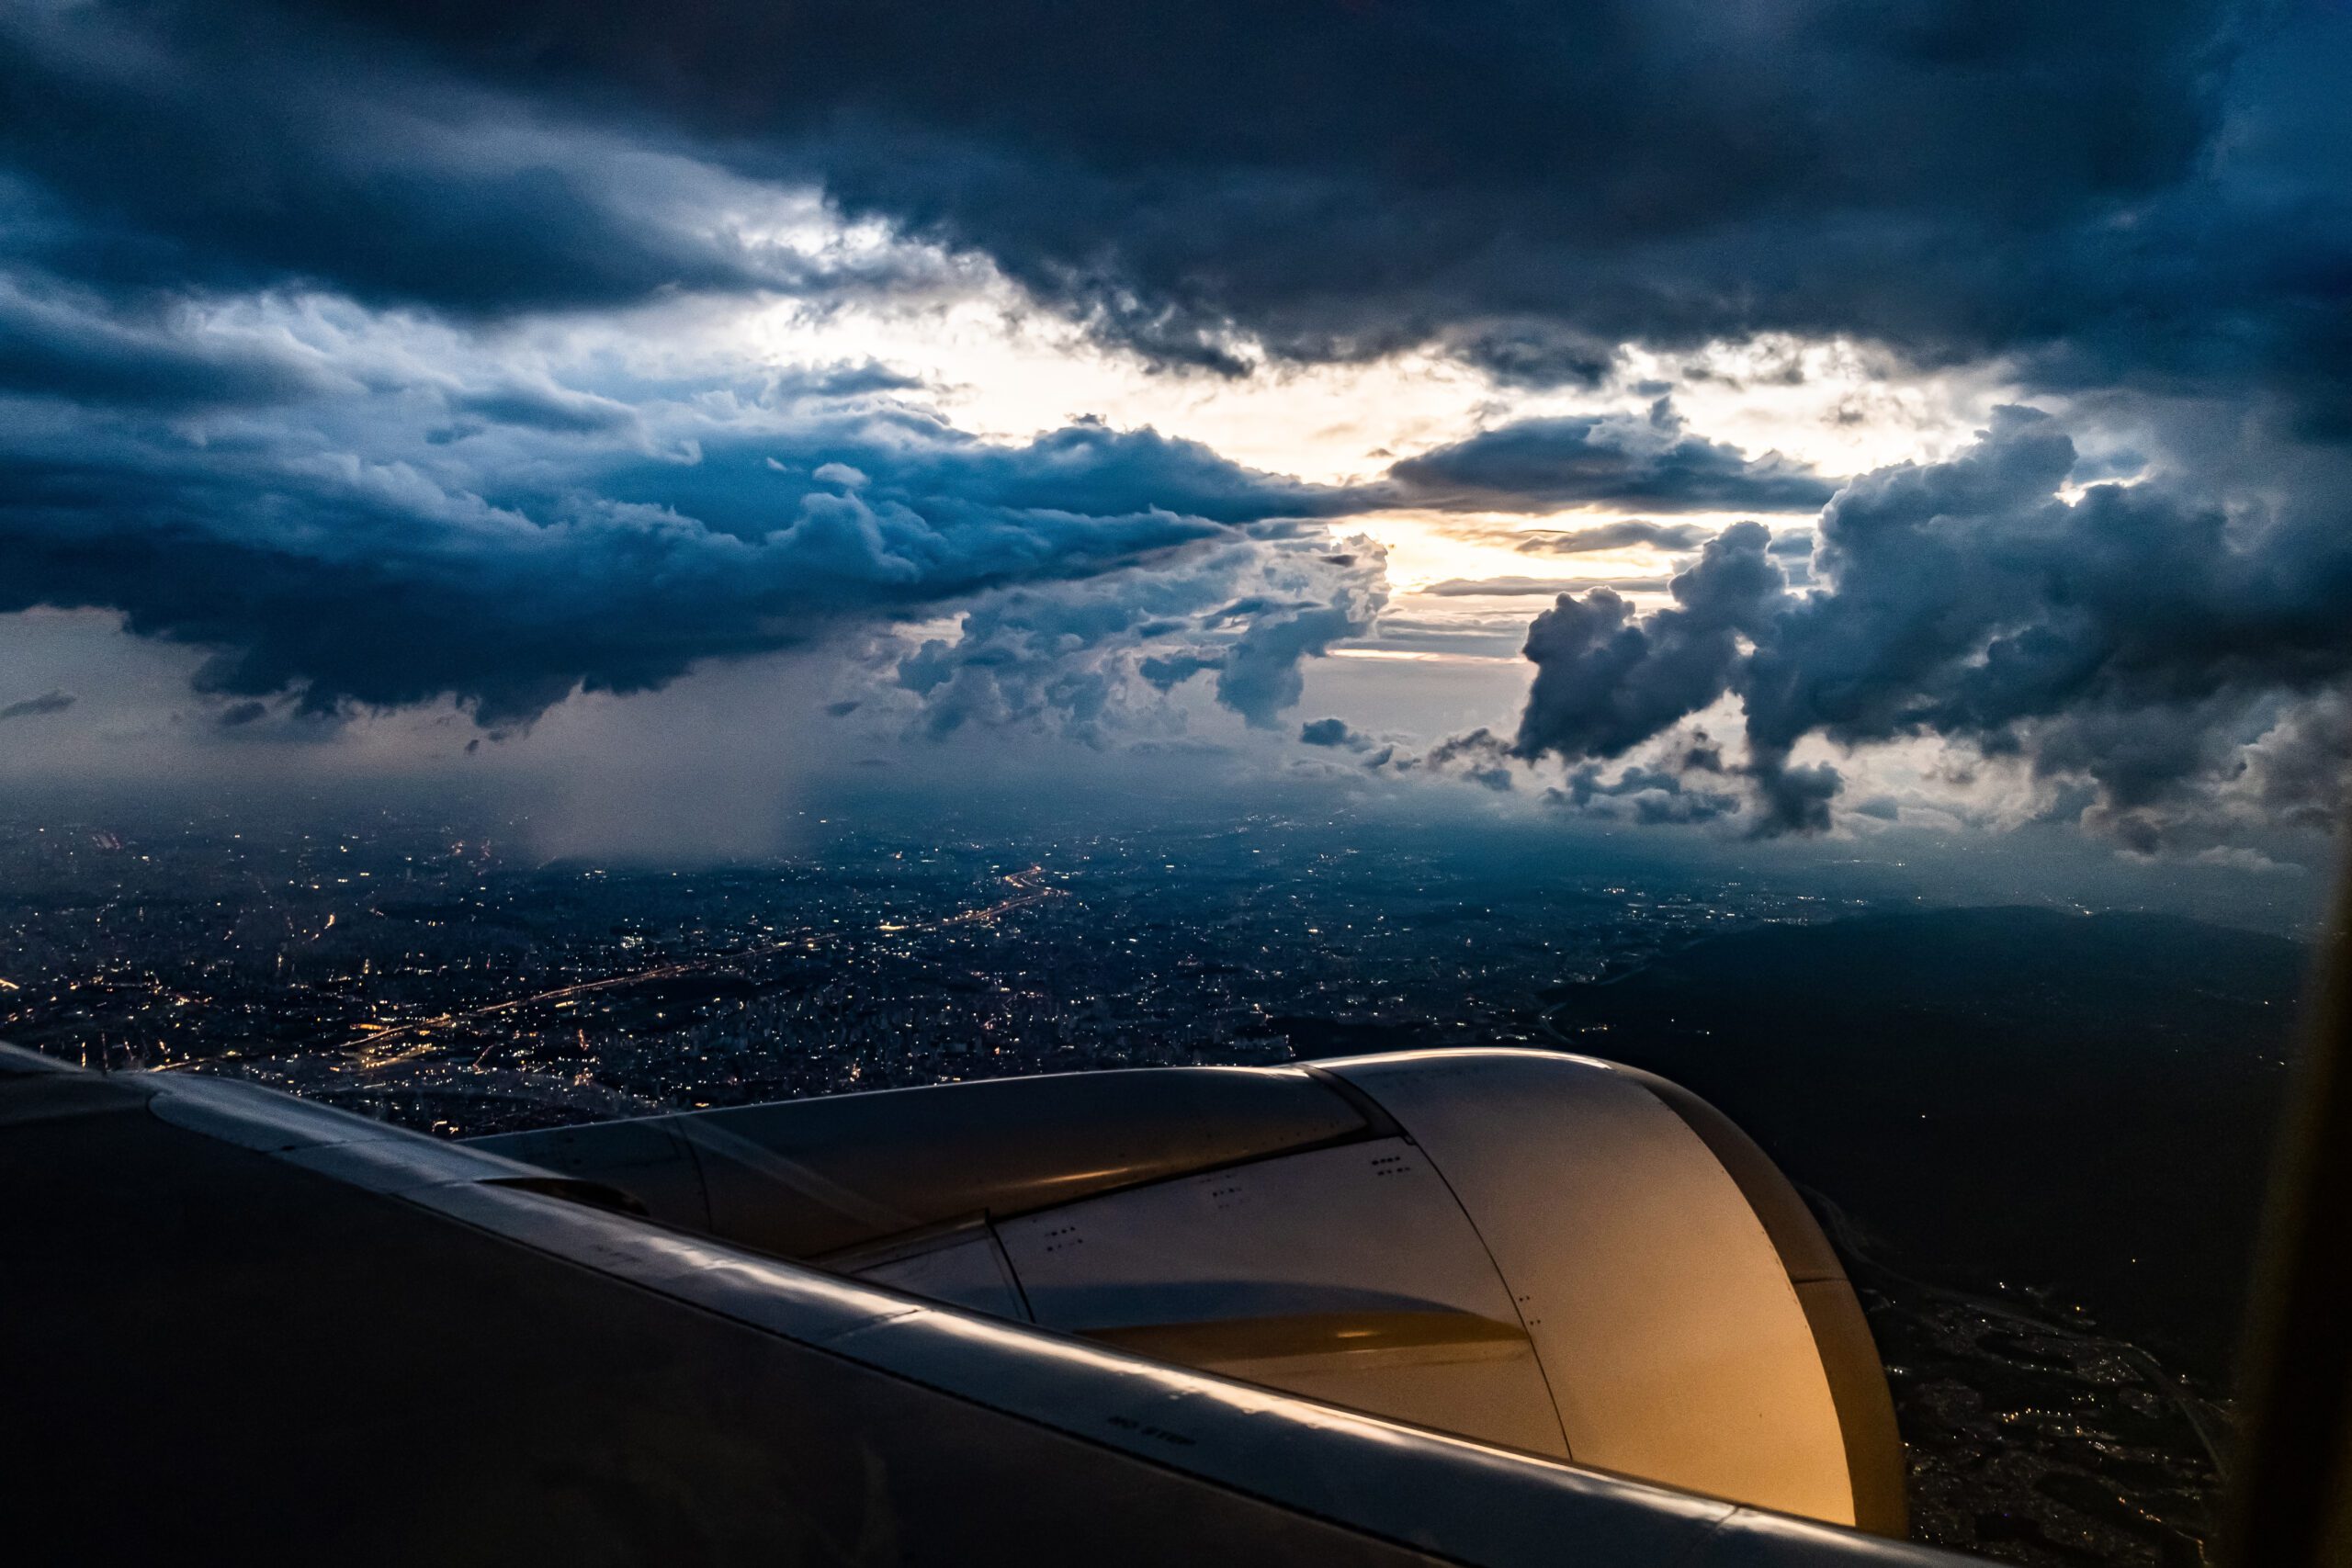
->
1550, 908, 2306, 1372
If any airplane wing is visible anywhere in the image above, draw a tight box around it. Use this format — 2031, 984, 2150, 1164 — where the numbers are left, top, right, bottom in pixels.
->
1, 1040, 1955, 1565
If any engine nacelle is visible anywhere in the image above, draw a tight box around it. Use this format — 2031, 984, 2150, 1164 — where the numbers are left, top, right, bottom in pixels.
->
475, 1049, 1903, 1533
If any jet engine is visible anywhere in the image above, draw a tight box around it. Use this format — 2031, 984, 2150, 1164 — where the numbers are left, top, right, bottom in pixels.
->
475, 1048, 1904, 1534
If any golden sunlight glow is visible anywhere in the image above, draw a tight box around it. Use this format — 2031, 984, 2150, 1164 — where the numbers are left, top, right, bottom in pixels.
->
1352, 510, 1698, 595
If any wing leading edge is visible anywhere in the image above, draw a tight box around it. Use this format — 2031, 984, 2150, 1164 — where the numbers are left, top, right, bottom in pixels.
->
0, 1043, 1951, 1566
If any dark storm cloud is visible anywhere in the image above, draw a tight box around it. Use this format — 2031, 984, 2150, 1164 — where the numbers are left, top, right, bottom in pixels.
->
1747, 759, 1844, 838
1299, 717, 1370, 750
1420, 729, 1516, 793
1514, 523, 1784, 764
1739, 408, 2352, 758
0, 690, 75, 722
0, 5, 936, 317
277, 0, 2337, 414
1384, 403, 1837, 513
0, 277, 336, 410
1444, 324, 1621, 392
6, 1, 2341, 428
589, 415, 1342, 545
1137, 653, 1220, 692
1507, 411, 2352, 844
0, 401, 1337, 728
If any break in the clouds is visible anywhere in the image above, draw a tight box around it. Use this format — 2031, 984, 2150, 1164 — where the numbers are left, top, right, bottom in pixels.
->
0, 0, 2346, 857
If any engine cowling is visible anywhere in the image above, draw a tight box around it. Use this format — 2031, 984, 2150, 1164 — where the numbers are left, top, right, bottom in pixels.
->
474, 1048, 1903, 1534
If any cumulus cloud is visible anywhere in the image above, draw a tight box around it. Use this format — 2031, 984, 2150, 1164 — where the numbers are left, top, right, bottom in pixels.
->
1504, 410, 2352, 846
1420, 729, 1518, 792
1514, 522, 1785, 764
2231, 692, 2352, 836
1548, 761, 1741, 826
891, 536, 1386, 740
1216, 586, 1386, 726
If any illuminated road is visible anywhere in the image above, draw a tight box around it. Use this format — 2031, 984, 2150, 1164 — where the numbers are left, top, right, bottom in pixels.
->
345, 868, 1066, 1070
